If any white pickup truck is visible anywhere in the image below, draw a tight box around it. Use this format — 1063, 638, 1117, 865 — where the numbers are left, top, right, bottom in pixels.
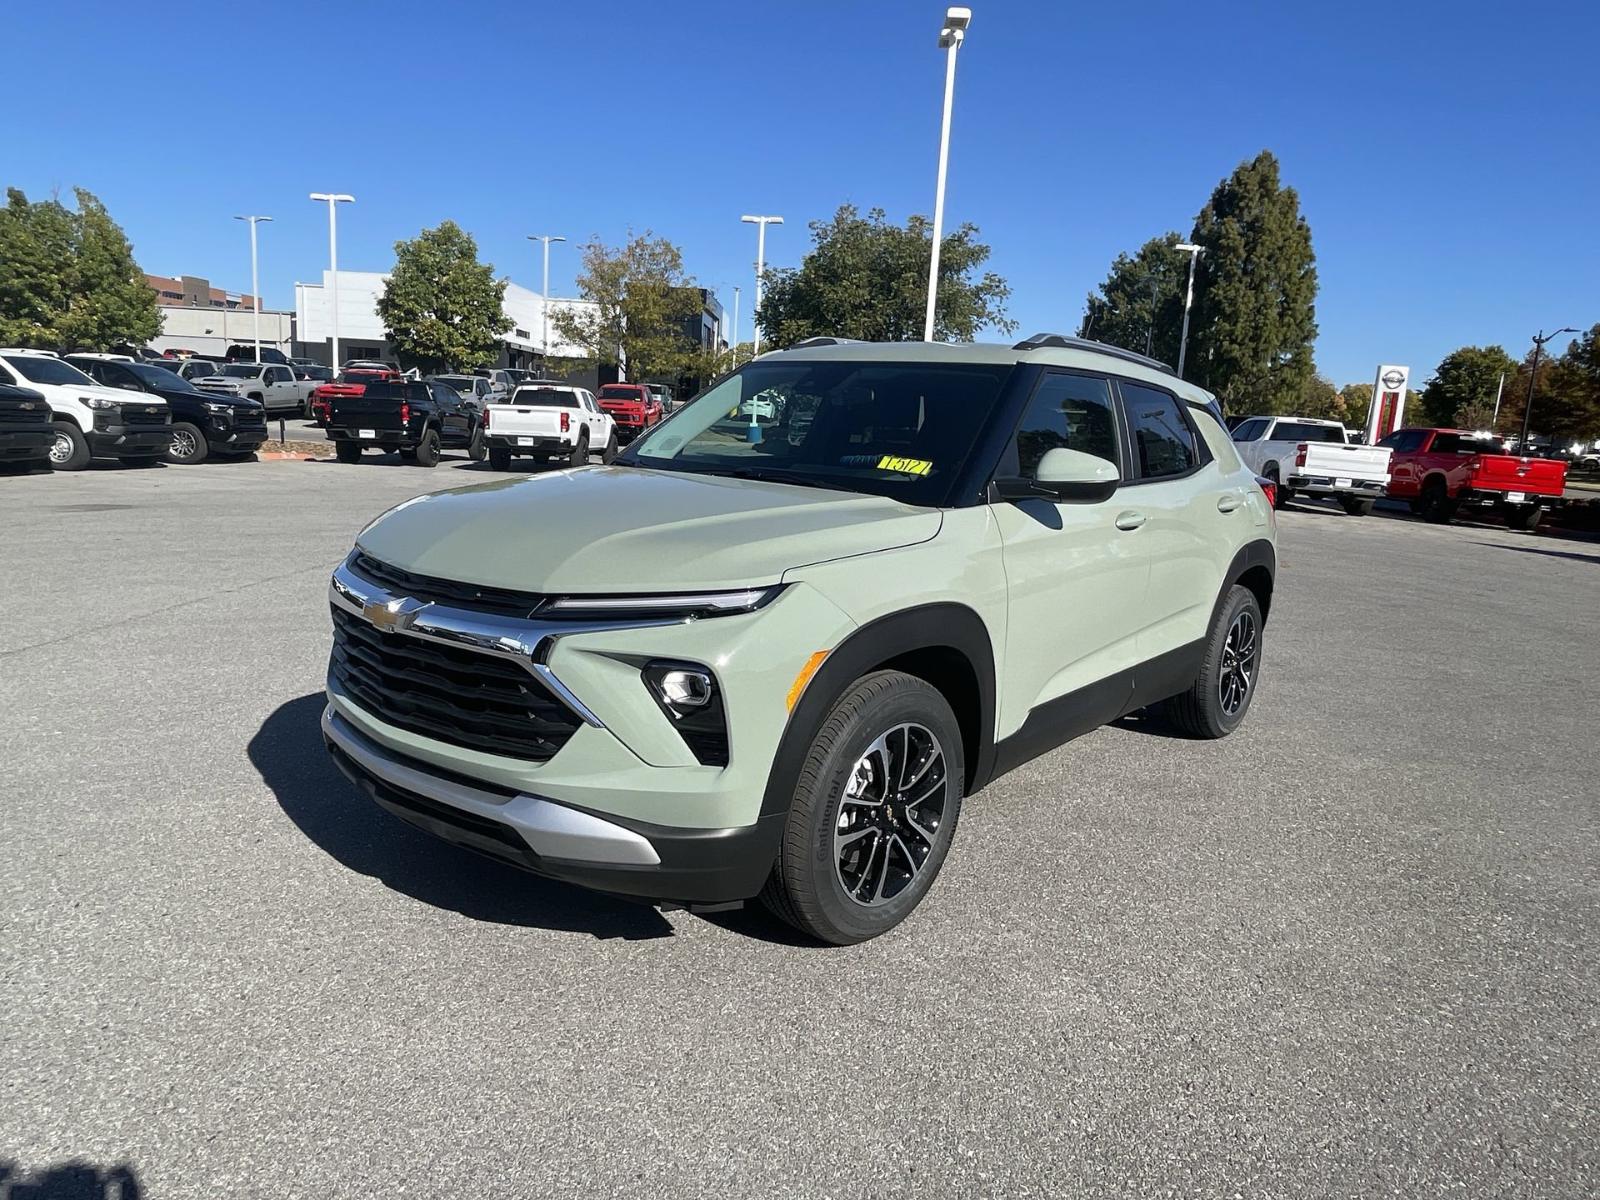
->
483, 382, 617, 470
194, 362, 317, 416
1230, 415, 1392, 515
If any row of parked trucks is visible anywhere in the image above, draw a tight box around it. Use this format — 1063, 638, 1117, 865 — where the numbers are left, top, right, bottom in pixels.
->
1230, 414, 1569, 530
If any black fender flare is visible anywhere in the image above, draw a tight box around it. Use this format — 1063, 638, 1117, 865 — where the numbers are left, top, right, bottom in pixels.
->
1213, 538, 1276, 628
758, 602, 997, 820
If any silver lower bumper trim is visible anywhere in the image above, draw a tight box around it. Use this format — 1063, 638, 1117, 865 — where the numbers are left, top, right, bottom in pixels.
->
322, 705, 661, 866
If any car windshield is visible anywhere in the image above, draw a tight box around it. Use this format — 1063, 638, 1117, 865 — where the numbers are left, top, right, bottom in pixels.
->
3, 354, 97, 386
507, 387, 580, 407
621, 359, 1015, 505
435, 376, 475, 392
129, 363, 200, 393
219, 364, 261, 378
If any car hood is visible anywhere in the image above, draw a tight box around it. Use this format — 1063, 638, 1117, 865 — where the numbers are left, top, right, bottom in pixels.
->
355, 466, 943, 594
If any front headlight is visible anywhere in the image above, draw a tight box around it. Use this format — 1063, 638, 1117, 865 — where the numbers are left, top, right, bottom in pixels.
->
203, 401, 234, 415
82, 396, 120, 411
543, 586, 781, 620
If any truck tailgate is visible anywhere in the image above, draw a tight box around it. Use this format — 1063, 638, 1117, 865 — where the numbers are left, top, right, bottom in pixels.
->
1300, 441, 1391, 482
328, 395, 406, 431
1470, 454, 1566, 497
486, 404, 567, 438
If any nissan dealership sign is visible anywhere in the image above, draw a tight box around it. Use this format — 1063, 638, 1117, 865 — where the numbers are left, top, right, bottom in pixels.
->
1364, 364, 1411, 444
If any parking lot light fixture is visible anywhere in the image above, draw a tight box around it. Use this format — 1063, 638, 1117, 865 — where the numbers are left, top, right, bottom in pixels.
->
923, 6, 971, 343
741, 215, 782, 357
309, 193, 354, 369
1519, 327, 1577, 451
528, 235, 566, 362
234, 216, 273, 364
1175, 242, 1204, 378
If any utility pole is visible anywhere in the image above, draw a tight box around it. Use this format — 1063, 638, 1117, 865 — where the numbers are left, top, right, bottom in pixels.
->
309, 193, 354, 368
234, 216, 272, 363
1175, 242, 1204, 378
1519, 327, 1576, 451
528, 235, 566, 366
923, 7, 972, 342
740, 216, 782, 357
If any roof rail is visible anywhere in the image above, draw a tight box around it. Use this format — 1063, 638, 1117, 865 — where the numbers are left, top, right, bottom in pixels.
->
786, 336, 864, 349
1012, 333, 1176, 376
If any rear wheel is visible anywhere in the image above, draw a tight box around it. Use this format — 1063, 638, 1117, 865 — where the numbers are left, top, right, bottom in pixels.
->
49, 422, 90, 471
335, 440, 362, 464
1164, 585, 1264, 739
1339, 495, 1374, 516
1420, 478, 1456, 524
601, 431, 618, 464
468, 424, 487, 462
1507, 503, 1543, 532
1265, 467, 1290, 509
760, 671, 964, 945
413, 428, 441, 468
488, 447, 512, 471
568, 431, 589, 468
166, 421, 207, 465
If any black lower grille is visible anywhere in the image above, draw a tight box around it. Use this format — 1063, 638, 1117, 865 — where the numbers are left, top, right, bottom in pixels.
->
349, 552, 546, 617
121, 405, 171, 427
329, 606, 580, 761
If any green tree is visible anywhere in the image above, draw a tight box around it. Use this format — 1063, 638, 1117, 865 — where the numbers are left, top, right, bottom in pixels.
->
1339, 382, 1372, 427
1497, 343, 1566, 440
0, 187, 158, 351
756, 205, 1014, 347
1078, 234, 1188, 366
1417, 345, 1516, 428
1549, 324, 1600, 442
1185, 151, 1318, 412
376, 220, 510, 374
550, 231, 704, 382
1297, 374, 1347, 422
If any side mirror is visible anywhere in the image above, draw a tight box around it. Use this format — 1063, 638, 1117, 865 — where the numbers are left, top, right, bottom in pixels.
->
996, 447, 1119, 504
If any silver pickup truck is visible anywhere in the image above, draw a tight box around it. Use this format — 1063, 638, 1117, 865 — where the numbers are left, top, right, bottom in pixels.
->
1230, 415, 1392, 515
195, 363, 317, 416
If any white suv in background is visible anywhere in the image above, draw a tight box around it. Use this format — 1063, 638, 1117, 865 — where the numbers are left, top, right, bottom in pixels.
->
0, 349, 172, 469
483, 382, 617, 470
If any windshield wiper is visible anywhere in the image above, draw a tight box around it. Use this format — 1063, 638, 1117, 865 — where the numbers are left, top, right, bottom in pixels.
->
713, 466, 846, 492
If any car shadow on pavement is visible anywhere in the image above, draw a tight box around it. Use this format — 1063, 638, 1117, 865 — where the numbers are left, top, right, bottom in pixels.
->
1467, 540, 1600, 565
248, 694, 676, 940
0, 1159, 143, 1198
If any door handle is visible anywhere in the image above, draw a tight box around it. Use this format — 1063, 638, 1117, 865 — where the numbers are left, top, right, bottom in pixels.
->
1217, 493, 1243, 513
1114, 510, 1147, 531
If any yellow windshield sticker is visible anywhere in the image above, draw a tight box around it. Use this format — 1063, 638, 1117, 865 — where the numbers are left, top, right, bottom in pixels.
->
876, 455, 933, 476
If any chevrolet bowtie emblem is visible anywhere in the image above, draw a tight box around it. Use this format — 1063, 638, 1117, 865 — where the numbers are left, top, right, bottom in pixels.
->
364, 595, 429, 632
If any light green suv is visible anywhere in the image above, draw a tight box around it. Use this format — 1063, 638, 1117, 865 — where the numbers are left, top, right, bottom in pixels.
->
322, 335, 1277, 943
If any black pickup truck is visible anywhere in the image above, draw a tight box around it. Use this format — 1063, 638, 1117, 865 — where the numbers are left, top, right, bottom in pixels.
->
0, 383, 54, 469
66, 355, 267, 464
325, 380, 484, 467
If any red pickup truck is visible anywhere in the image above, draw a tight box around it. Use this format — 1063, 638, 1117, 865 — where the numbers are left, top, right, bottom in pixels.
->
1380, 426, 1567, 530
310, 367, 404, 425
595, 382, 663, 441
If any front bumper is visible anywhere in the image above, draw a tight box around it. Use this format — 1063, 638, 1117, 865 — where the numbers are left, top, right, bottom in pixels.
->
86, 426, 173, 457
0, 428, 54, 460
324, 706, 783, 905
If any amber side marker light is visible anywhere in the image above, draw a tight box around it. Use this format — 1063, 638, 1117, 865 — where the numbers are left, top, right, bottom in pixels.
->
786, 650, 831, 711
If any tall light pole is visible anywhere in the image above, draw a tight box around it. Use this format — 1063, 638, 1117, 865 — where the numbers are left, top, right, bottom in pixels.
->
309, 193, 354, 368
923, 6, 971, 343
730, 286, 741, 363
528, 235, 565, 363
234, 215, 273, 363
1519, 327, 1576, 451
1175, 242, 1204, 378
740, 215, 782, 357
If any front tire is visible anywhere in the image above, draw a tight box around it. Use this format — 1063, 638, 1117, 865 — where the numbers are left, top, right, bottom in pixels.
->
1164, 585, 1263, 739
49, 422, 90, 471
335, 440, 362, 464
166, 421, 208, 465
760, 671, 964, 945
413, 428, 441, 468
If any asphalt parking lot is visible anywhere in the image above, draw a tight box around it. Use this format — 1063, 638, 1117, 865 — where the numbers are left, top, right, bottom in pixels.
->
3, 459, 1598, 1198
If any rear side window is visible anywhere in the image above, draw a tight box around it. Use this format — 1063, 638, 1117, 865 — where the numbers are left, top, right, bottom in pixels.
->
1231, 418, 1268, 442
1378, 429, 1427, 452
1002, 372, 1119, 479
1123, 383, 1201, 479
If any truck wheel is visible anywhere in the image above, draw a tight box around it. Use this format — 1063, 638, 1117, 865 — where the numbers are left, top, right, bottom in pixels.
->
1507, 504, 1543, 532
413, 428, 441, 468
166, 421, 208, 465
1420, 479, 1455, 524
1164, 585, 1263, 739
601, 431, 618, 464
1339, 495, 1374, 516
488, 447, 512, 471
568, 431, 589, 468
48, 422, 90, 471
760, 670, 964, 945
335, 440, 362, 464
468, 425, 487, 462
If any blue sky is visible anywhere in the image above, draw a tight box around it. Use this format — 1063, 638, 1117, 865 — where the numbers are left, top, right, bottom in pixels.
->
4, 0, 1596, 385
